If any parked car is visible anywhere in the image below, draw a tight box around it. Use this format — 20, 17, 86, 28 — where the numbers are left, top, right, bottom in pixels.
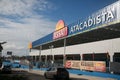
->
44, 67, 69, 80
12, 62, 21, 68
2, 65, 12, 73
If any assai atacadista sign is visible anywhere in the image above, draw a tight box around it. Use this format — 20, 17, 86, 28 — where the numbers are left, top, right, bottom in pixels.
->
53, 20, 68, 40
68, 1, 120, 36
53, 1, 120, 39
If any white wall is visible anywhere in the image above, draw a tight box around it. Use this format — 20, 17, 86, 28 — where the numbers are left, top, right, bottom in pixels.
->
29, 38, 120, 56
66, 38, 120, 56
29, 50, 39, 56
66, 39, 112, 54
112, 38, 120, 52
34, 47, 65, 55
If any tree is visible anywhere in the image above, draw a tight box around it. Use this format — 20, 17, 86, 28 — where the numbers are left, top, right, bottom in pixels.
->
0, 42, 7, 67
0, 43, 3, 52
0, 42, 6, 52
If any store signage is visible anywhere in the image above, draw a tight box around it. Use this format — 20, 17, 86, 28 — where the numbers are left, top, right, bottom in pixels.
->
68, 1, 119, 36
94, 61, 106, 72
70, 10, 114, 34
80, 61, 94, 71
28, 42, 32, 49
53, 20, 68, 40
53, 27, 68, 39
65, 60, 106, 72
65, 61, 71, 68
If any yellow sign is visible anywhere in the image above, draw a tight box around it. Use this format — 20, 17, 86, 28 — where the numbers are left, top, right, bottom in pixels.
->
55, 20, 65, 31
28, 42, 32, 49
53, 20, 68, 40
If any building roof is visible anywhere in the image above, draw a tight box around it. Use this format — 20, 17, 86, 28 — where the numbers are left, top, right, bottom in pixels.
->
32, 1, 120, 50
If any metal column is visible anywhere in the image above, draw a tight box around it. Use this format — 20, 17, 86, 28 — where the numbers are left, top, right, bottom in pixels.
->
49, 45, 54, 64
39, 46, 42, 62
63, 38, 66, 66
45, 55, 47, 64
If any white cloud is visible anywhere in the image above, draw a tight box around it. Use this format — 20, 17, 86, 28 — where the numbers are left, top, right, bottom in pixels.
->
0, 0, 31, 16
0, 0, 52, 17
0, 0, 56, 56
4, 43, 24, 50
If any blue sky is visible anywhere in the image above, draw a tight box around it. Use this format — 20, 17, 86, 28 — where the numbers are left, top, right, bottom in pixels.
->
40, 0, 118, 24
0, 0, 118, 56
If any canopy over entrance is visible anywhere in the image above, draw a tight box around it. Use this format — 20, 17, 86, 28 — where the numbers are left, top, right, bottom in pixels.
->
32, 1, 120, 50
33, 22, 120, 50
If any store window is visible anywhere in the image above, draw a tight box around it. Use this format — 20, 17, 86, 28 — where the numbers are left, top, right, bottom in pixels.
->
113, 53, 120, 63
83, 53, 110, 67
66, 54, 80, 60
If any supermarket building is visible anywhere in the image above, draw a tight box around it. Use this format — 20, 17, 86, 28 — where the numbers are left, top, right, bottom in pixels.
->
29, 1, 120, 66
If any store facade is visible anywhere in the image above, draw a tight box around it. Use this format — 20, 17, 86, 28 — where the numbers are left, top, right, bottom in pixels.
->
30, 1, 120, 66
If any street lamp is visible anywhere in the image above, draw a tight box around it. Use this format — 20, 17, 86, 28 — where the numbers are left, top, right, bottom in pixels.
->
49, 45, 54, 64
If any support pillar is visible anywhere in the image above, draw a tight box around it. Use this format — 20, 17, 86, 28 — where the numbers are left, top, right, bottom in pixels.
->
81, 54, 83, 60
110, 54, 113, 62
35, 55, 37, 62
45, 55, 47, 64
39, 46, 42, 62
63, 38, 66, 66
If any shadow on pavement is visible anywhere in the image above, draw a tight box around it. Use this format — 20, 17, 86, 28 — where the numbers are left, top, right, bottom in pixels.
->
0, 69, 89, 80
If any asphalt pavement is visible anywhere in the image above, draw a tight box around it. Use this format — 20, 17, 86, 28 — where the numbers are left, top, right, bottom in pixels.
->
1, 68, 116, 80
26, 69, 116, 80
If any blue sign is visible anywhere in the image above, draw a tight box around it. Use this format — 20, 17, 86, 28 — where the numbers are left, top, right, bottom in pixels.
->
68, 1, 119, 36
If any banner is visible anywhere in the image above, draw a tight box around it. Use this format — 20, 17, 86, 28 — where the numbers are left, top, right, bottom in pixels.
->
80, 61, 94, 71
94, 61, 106, 72
65, 61, 72, 68
65, 60, 106, 72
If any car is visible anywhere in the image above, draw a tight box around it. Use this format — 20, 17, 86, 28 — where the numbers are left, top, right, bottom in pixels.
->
1, 65, 12, 73
12, 62, 21, 68
44, 67, 69, 80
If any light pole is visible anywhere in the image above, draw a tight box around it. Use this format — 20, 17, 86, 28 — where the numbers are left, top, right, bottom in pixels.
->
63, 38, 66, 66
39, 46, 42, 62
49, 45, 54, 64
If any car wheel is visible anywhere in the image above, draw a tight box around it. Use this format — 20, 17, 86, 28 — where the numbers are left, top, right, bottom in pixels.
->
53, 75, 57, 80
44, 73, 48, 79
66, 77, 69, 80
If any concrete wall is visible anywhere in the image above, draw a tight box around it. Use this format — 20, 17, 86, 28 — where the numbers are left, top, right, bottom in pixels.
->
29, 38, 120, 56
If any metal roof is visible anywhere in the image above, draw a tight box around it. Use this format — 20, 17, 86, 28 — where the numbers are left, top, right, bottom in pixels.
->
32, 1, 120, 50
32, 22, 120, 50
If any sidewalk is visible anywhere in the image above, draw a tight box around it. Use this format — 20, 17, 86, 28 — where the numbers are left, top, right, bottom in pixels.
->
27, 69, 117, 80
